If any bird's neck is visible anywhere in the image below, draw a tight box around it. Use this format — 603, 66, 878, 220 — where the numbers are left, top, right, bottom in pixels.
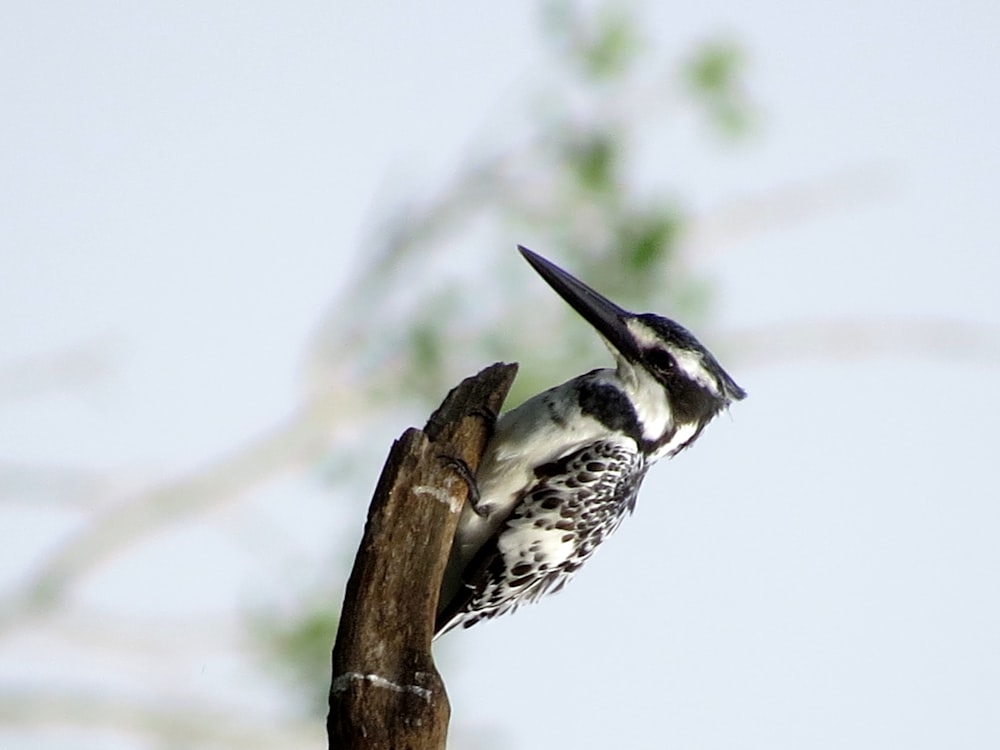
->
608, 363, 714, 463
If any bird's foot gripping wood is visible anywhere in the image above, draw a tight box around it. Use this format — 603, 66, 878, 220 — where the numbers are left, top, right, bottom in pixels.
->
426, 404, 498, 444
469, 404, 499, 438
437, 454, 488, 517
327, 362, 517, 750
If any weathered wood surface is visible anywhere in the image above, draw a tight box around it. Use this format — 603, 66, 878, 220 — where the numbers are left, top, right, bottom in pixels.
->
328, 362, 518, 749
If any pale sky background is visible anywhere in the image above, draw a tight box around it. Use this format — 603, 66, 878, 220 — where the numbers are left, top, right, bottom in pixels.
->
3, 2, 1000, 749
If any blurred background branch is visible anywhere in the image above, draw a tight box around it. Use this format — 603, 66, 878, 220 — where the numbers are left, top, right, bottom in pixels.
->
3, 1, 997, 747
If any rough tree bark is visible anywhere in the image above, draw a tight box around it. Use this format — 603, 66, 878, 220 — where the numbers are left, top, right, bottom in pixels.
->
328, 362, 518, 750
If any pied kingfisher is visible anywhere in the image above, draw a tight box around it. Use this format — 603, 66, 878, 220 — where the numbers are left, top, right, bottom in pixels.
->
435, 246, 746, 636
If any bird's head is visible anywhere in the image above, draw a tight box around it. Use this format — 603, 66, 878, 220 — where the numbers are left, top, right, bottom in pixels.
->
519, 245, 746, 456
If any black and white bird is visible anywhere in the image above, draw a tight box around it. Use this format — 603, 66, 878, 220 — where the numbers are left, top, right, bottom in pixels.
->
435, 246, 745, 636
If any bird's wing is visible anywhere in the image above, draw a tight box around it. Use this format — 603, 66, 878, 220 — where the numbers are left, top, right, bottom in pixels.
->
435, 436, 645, 636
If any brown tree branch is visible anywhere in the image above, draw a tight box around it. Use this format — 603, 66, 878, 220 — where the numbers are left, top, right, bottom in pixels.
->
328, 362, 518, 750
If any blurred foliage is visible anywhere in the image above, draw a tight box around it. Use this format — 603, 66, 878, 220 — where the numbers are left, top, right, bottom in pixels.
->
257, 0, 755, 714
684, 39, 755, 138
542, 0, 641, 79
251, 602, 341, 715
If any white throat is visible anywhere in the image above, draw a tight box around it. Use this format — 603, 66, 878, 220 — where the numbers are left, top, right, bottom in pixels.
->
614, 358, 673, 444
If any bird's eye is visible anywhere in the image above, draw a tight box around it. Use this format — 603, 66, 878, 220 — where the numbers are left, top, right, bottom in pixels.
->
646, 348, 676, 374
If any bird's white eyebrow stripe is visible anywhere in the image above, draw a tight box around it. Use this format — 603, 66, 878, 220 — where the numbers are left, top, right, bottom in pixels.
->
673, 350, 721, 396
625, 318, 661, 348
625, 318, 721, 396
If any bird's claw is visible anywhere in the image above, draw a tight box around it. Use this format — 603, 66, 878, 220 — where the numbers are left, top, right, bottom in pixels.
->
438, 454, 488, 517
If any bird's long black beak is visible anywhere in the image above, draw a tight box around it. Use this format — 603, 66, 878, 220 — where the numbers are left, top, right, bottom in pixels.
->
519, 246, 638, 359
